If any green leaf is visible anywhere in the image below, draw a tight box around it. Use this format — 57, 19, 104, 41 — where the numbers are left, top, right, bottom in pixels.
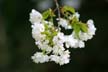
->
41, 31, 49, 35
42, 9, 55, 20
79, 22, 88, 32
42, 9, 51, 19
73, 23, 80, 37
72, 16, 78, 23
62, 6, 75, 14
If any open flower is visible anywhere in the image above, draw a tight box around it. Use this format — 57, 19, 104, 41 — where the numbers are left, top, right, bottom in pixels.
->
29, 9, 42, 24
31, 52, 49, 63
58, 18, 71, 29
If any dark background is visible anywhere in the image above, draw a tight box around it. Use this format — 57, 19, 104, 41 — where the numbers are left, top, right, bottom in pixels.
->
0, 0, 108, 72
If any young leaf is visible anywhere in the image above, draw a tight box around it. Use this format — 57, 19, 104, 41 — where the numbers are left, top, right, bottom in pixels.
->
42, 9, 55, 20
42, 9, 50, 19
62, 6, 75, 14
79, 22, 88, 32
73, 23, 80, 37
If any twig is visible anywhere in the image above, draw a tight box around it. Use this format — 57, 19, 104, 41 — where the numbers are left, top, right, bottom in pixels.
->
54, 0, 61, 19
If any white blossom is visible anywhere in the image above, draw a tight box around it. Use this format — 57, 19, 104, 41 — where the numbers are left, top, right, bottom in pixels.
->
31, 23, 45, 41
52, 32, 65, 55
74, 40, 85, 48
58, 18, 72, 29
59, 55, 70, 65
31, 23, 45, 33
35, 40, 52, 53
64, 34, 78, 48
50, 55, 60, 64
29, 9, 42, 24
53, 32, 65, 45
29, 8, 96, 65
79, 31, 92, 41
87, 19, 96, 35
31, 52, 49, 63
50, 50, 70, 65
53, 45, 65, 55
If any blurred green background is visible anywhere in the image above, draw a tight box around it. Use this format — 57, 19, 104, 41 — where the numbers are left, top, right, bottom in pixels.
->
0, 0, 108, 72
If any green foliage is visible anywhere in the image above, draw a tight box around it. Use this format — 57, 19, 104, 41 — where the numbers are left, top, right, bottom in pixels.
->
42, 9, 50, 19
61, 6, 75, 14
42, 5, 88, 40
72, 23, 80, 37
79, 22, 88, 32
71, 18, 88, 37
42, 9, 55, 20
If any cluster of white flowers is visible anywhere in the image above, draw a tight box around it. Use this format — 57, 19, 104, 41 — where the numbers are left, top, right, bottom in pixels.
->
29, 8, 96, 65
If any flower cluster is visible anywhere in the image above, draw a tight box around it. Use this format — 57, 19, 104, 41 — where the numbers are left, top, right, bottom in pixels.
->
29, 6, 96, 65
